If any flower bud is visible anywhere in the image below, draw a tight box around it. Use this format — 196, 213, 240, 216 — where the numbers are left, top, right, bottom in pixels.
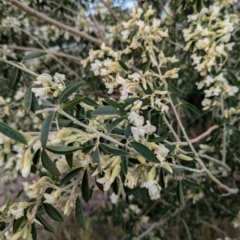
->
21, 148, 32, 178
178, 154, 193, 161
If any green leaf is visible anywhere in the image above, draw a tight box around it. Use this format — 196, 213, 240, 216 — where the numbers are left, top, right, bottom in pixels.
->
0, 122, 27, 145
32, 148, 42, 165
149, 132, 170, 142
81, 97, 99, 107
182, 101, 200, 115
31, 223, 37, 240
58, 81, 84, 104
60, 167, 82, 186
62, 96, 85, 112
168, 84, 183, 97
226, 70, 240, 88
23, 52, 47, 61
36, 214, 54, 232
159, 167, 165, 189
119, 60, 129, 71
24, 87, 33, 113
43, 203, 63, 222
13, 216, 27, 233
108, 116, 126, 133
130, 142, 159, 163
167, 144, 176, 157
124, 127, 131, 139
196, 0, 202, 12
121, 156, 128, 175
31, 94, 43, 120
41, 150, 60, 176
112, 177, 120, 195
65, 153, 73, 168
93, 106, 119, 116
183, 179, 203, 189
171, 166, 185, 174
41, 111, 55, 148
81, 170, 90, 203
11, 68, 22, 89
93, 147, 102, 174
177, 181, 185, 206
104, 98, 125, 115
100, 143, 129, 156
46, 145, 81, 154
82, 145, 95, 154
21, 71, 30, 87
75, 197, 85, 229
39, 98, 55, 107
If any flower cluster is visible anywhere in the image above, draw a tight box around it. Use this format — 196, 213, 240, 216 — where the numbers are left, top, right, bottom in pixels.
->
32, 72, 66, 98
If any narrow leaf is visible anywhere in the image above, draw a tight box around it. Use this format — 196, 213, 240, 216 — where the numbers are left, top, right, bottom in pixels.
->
75, 197, 85, 229
36, 214, 54, 232
13, 217, 26, 233
93, 106, 119, 116
183, 179, 203, 189
177, 181, 185, 206
171, 166, 185, 174
100, 143, 129, 156
60, 167, 82, 186
41, 111, 55, 148
62, 96, 85, 112
0, 122, 27, 144
81, 170, 90, 203
159, 167, 165, 189
121, 156, 128, 175
31, 223, 37, 240
32, 148, 41, 165
119, 60, 129, 71
23, 52, 47, 61
31, 94, 43, 120
108, 116, 126, 133
58, 81, 84, 104
41, 150, 60, 176
82, 145, 95, 154
104, 98, 125, 115
65, 153, 73, 168
46, 145, 81, 154
43, 203, 63, 222
24, 87, 33, 113
130, 142, 159, 163
112, 177, 120, 195
11, 68, 22, 89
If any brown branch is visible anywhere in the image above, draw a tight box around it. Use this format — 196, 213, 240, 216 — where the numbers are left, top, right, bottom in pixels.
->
0, 45, 82, 63
8, 0, 102, 46
100, 0, 122, 24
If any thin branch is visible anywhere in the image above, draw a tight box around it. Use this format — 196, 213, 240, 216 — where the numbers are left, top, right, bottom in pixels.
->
8, 0, 102, 46
178, 125, 219, 146
180, 218, 192, 240
100, 0, 122, 24
197, 219, 227, 237
198, 153, 231, 172
136, 209, 179, 240
0, 45, 82, 63
0, 57, 38, 77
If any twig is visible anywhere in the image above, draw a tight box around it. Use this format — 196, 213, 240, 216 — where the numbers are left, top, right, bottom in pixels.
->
0, 45, 82, 63
0, 57, 38, 77
198, 153, 231, 172
181, 218, 192, 240
8, 0, 102, 46
136, 209, 179, 240
178, 125, 219, 146
100, 0, 122, 24
197, 219, 227, 237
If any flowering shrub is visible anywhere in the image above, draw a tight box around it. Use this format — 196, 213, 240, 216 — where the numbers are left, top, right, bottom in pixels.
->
0, 0, 240, 239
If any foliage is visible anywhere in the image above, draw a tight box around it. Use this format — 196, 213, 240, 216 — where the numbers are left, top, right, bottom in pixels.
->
0, 0, 240, 239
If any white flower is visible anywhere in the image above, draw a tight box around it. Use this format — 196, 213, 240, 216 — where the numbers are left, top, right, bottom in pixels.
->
91, 59, 102, 76
143, 120, 156, 134
131, 126, 145, 141
110, 193, 118, 204
142, 180, 161, 200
